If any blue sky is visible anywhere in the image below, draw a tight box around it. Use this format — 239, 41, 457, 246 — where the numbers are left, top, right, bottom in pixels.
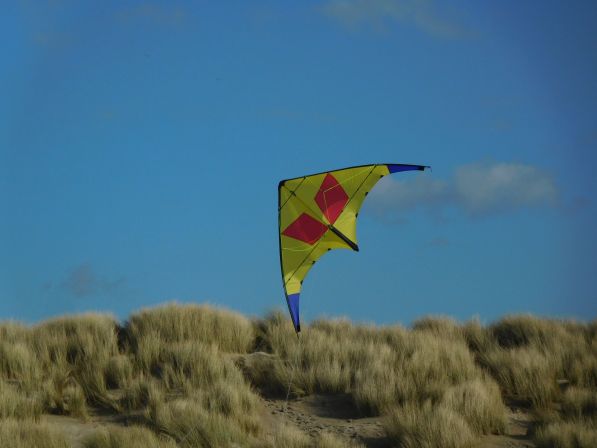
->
1, 1, 596, 325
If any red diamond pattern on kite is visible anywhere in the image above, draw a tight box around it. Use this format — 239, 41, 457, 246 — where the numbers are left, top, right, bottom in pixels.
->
315, 173, 349, 224
282, 213, 328, 245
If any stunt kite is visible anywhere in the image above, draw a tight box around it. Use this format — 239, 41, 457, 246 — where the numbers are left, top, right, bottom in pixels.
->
278, 163, 430, 333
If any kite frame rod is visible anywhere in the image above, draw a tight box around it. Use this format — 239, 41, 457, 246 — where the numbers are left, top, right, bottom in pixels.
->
328, 225, 359, 251
279, 162, 429, 183
281, 184, 360, 251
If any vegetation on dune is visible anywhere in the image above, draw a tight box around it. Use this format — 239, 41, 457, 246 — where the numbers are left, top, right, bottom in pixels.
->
257, 312, 597, 446
0, 304, 595, 447
531, 384, 597, 448
440, 378, 508, 435
534, 420, 597, 448
125, 305, 263, 447
266, 423, 311, 447
383, 401, 476, 448
560, 386, 597, 420
34, 314, 121, 412
125, 303, 255, 355
82, 425, 177, 448
0, 419, 70, 448
0, 379, 43, 420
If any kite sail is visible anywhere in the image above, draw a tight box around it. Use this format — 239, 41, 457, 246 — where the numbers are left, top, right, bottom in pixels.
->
278, 163, 429, 332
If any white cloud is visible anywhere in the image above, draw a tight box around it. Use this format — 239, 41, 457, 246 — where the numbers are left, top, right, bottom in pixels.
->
321, 0, 469, 38
368, 161, 558, 218
454, 162, 557, 214
372, 174, 449, 208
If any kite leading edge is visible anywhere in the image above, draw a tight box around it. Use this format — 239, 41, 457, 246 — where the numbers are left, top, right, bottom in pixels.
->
278, 163, 430, 333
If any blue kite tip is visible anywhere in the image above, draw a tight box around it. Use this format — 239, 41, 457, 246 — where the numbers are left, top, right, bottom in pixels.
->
286, 293, 301, 333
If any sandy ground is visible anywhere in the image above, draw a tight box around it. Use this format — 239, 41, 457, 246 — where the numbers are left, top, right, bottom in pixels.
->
262, 394, 391, 447
473, 404, 536, 448
43, 394, 536, 447
262, 394, 536, 448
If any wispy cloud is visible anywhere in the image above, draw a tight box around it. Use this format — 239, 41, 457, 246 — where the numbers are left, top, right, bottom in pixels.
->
32, 31, 73, 49
454, 162, 557, 214
427, 236, 450, 247
53, 263, 126, 298
258, 107, 338, 124
321, 0, 471, 39
369, 161, 558, 219
116, 4, 187, 27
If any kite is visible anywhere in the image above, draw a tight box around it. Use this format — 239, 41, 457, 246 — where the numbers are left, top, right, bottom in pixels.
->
278, 163, 430, 332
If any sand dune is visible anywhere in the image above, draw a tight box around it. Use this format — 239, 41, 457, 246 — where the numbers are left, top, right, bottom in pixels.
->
0, 304, 595, 447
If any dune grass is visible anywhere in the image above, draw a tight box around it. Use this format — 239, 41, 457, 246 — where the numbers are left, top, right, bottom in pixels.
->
126, 307, 265, 446
481, 346, 558, 408
83, 425, 177, 448
530, 385, 597, 447
125, 302, 255, 355
0, 314, 120, 418
0, 305, 595, 446
560, 386, 597, 420
266, 423, 311, 448
461, 315, 597, 406
0, 380, 43, 420
440, 378, 508, 435
147, 393, 257, 447
534, 420, 597, 448
0, 419, 70, 448
383, 401, 476, 448
256, 312, 596, 445
258, 313, 495, 412
0, 338, 40, 388
142, 360, 264, 446
316, 432, 367, 448
33, 314, 121, 410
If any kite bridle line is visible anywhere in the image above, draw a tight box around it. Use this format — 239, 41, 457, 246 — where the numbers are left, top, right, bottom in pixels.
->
284, 330, 302, 412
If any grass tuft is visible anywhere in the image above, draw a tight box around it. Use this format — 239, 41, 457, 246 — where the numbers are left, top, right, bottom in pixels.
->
440, 378, 508, 434
0, 380, 43, 420
126, 302, 255, 354
83, 425, 177, 448
384, 401, 476, 448
0, 419, 69, 448
535, 420, 597, 448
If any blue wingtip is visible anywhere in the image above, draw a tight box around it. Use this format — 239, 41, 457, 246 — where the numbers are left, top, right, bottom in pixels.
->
387, 164, 430, 173
286, 293, 301, 333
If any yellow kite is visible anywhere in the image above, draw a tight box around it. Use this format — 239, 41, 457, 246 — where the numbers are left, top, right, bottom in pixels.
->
278, 163, 429, 332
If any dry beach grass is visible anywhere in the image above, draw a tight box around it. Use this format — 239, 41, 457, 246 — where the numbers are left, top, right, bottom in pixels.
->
0, 303, 595, 447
